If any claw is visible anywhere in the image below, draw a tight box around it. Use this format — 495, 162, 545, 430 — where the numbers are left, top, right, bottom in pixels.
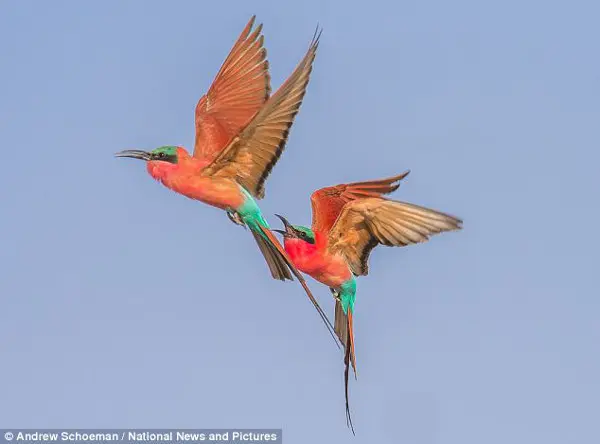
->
227, 211, 246, 228
330, 288, 340, 301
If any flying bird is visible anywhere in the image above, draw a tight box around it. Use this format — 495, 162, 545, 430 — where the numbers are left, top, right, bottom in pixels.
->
115, 16, 338, 344
273, 171, 463, 433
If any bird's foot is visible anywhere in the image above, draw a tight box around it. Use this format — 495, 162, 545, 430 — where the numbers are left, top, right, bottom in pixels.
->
227, 211, 246, 228
330, 288, 340, 301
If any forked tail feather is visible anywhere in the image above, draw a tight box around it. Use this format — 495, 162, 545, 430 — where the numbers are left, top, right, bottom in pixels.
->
344, 317, 356, 435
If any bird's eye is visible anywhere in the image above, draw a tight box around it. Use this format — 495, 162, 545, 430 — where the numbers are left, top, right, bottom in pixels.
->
159, 152, 166, 158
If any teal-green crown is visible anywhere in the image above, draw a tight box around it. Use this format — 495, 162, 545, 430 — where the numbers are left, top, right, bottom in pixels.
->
292, 225, 315, 244
150, 146, 178, 163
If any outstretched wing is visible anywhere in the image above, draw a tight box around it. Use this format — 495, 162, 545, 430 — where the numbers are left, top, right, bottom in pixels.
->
193, 15, 271, 161
310, 172, 410, 234
327, 198, 463, 276
201, 28, 321, 198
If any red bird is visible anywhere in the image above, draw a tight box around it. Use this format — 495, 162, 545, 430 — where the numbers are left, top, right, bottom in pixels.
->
274, 171, 463, 433
116, 17, 337, 343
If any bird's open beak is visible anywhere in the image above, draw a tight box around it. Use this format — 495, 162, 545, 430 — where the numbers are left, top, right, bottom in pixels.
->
114, 150, 151, 161
274, 214, 293, 237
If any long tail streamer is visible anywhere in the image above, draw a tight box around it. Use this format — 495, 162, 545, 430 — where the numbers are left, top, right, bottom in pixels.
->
344, 314, 356, 435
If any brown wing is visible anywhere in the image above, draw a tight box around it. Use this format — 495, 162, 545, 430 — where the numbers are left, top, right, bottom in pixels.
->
201, 28, 321, 198
310, 172, 410, 234
193, 15, 271, 161
327, 198, 463, 276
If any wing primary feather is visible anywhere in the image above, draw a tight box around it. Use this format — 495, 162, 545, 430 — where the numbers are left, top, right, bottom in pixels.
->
203, 27, 323, 199
193, 16, 271, 160
328, 198, 462, 276
311, 171, 410, 234
252, 28, 321, 197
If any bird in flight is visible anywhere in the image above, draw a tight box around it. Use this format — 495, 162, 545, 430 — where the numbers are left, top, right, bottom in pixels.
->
274, 171, 463, 433
116, 16, 338, 345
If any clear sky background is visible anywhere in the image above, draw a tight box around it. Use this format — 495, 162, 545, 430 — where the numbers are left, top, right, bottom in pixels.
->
1, 1, 599, 443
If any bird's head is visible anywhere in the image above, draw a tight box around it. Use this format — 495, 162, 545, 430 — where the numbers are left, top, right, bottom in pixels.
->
115, 145, 180, 163
115, 145, 186, 180
273, 214, 315, 245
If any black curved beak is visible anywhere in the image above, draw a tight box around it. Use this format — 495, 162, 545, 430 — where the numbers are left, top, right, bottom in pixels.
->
114, 150, 151, 161
273, 214, 293, 237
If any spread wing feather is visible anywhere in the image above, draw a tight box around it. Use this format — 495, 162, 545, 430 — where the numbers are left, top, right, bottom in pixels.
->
311, 172, 410, 234
327, 198, 463, 276
201, 28, 321, 198
193, 16, 271, 161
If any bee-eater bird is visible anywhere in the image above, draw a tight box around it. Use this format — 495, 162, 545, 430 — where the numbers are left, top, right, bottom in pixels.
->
115, 17, 338, 344
273, 171, 463, 433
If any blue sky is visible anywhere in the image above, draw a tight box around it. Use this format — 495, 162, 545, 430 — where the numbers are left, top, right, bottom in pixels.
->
1, 0, 599, 443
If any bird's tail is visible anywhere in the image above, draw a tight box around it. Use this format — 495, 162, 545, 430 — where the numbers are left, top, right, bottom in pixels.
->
244, 212, 340, 349
249, 224, 293, 281
333, 282, 357, 435
334, 298, 357, 376
343, 308, 356, 435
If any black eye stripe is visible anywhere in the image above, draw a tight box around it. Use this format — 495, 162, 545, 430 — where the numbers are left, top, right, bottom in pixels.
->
152, 152, 177, 164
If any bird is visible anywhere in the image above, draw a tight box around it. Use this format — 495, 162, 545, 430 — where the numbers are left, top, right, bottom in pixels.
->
115, 16, 338, 345
273, 171, 463, 433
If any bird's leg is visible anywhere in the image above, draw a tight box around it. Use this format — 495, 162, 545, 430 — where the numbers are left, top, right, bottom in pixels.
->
226, 210, 246, 229
330, 287, 340, 301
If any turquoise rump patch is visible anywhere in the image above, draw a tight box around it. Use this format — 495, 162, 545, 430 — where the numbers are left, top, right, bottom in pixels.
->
236, 186, 270, 236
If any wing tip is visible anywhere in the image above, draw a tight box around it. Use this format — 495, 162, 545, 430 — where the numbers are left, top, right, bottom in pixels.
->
311, 24, 323, 47
242, 15, 258, 40
398, 169, 411, 180
388, 169, 411, 193
249, 25, 323, 198
453, 216, 464, 230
